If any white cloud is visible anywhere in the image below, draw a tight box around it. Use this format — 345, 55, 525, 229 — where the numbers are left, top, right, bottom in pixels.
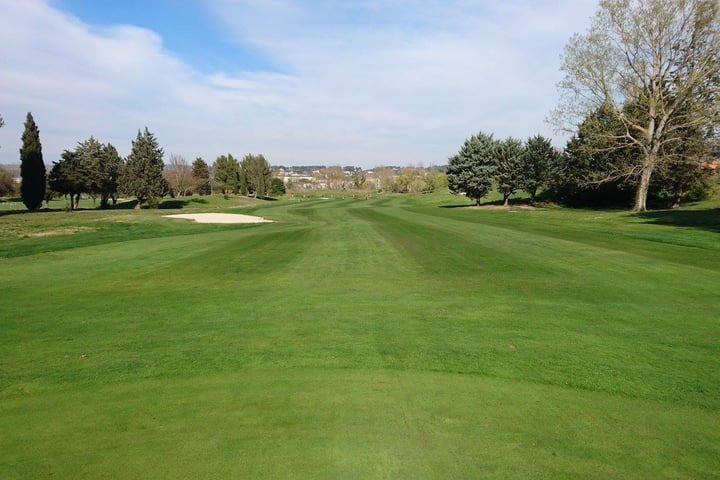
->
0, 0, 596, 168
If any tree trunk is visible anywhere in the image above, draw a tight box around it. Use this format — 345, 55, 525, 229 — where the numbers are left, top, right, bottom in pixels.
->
503, 193, 509, 207
529, 189, 537, 205
672, 189, 682, 209
633, 156, 655, 212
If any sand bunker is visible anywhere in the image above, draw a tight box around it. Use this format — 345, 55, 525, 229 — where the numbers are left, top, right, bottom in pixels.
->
163, 213, 273, 224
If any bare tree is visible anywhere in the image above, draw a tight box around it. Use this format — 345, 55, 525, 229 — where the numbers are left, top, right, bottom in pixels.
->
351, 167, 367, 191
373, 166, 396, 192
167, 153, 191, 197
322, 165, 346, 190
552, 0, 720, 211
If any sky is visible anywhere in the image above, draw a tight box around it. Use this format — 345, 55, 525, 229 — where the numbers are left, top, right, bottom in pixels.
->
0, 0, 597, 168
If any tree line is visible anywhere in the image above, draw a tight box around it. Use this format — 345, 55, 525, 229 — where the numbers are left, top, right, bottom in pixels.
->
447, 123, 715, 209
550, 0, 720, 211
449, 0, 720, 210
6, 112, 280, 210
447, 133, 559, 206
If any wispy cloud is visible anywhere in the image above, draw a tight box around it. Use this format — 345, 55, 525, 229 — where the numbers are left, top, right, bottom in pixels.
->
0, 0, 596, 167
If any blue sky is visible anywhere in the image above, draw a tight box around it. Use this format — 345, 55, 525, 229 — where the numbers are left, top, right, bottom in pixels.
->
0, 0, 596, 168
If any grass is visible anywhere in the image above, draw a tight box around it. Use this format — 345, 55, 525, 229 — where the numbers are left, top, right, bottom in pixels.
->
1, 190, 719, 478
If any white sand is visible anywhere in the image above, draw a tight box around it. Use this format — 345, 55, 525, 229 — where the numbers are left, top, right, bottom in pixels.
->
163, 213, 273, 224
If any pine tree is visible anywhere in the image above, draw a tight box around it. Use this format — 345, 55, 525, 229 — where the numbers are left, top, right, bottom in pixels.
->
191, 157, 211, 195
447, 132, 497, 206
241, 154, 272, 198
48, 150, 87, 210
20, 112, 46, 210
214, 154, 240, 194
493, 137, 524, 207
89, 141, 122, 208
121, 127, 166, 208
520, 135, 558, 205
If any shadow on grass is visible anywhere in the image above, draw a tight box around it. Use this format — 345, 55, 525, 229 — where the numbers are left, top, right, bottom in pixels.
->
439, 199, 542, 209
635, 208, 720, 233
0, 208, 63, 217
159, 197, 210, 209
440, 203, 476, 209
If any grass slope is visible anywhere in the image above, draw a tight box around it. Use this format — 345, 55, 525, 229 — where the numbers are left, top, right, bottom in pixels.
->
1, 192, 719, 478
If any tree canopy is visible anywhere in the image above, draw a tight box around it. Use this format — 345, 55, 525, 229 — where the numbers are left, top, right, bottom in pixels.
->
191, 157, 211, 195
521, 135, 558, 204
20, 112, 46, 210
552, 0, 720, 211
214, 154, 240, 194
241, 154, 272, 198
121, 127, 166, 208
446, 131, 497, 205
494, 137, 525, 207
49, 136, 121, 209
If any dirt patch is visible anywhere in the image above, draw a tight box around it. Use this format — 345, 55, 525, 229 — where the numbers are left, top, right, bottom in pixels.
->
163, 213, 273, 224
464, 204, 538, 210
27, 226, 96, 237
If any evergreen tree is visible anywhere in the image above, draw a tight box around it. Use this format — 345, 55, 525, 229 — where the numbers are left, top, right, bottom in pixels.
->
241, 154, 272, 198
121, 127, 166, 208
553, 103, 638, 206
214, 154, 240, 194
493, 137, 524, 207
74, 136, 103, 206
520, 135, 558, 204
191, 157, 211, 195
95, 143, 122, 208
49, 150, 88, 210
20, 112, 46, 210
270, 177, 286, 196
447, 132, 497, 206
553, 0, 720, 211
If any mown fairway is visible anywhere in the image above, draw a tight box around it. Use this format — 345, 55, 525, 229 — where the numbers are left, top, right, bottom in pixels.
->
1, 192, 719, 478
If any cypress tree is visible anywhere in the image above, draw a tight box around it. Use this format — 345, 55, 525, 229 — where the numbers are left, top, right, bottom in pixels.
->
121, 127, 166, 208
20, 112, 46, 210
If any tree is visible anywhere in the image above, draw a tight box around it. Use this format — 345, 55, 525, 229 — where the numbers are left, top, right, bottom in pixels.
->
166, 153, 191, 197
553, 103, 639, 206
351, 167, 367, 190
373, 166, 396, 192
241, 154, 272, 198
447, 131, 497, 205
95, 143, 122, 207
0, 165, 16, 196
322, 165, 346, 190
48, 137, 122, 210
121, 127, 166, 208
191, 157, 211, 195
651, 118, 715, 207
214, 154, 240, 194
552, 0, 720, 211
49, 149, 88, 210
270, 177, 286, 196
494, 137, 525, 206
521, 135, 558, 204
76, 136, 121, 208
19, 112, 46, 210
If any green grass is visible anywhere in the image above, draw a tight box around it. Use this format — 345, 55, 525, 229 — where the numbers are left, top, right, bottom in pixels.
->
1, 191, 719, 478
